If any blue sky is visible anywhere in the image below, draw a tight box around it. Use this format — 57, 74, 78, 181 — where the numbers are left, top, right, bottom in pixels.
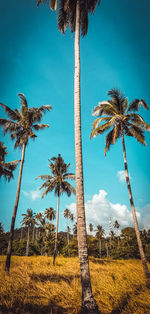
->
0, 0, 150, 233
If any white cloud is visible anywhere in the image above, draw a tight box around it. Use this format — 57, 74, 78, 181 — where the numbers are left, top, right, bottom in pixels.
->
117, 170, 126, 182
22, 188, 41, 201
117, 170, 132, 183
67, 189, 149, 234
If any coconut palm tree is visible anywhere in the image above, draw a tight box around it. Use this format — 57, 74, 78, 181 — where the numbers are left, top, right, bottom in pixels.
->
95, 225, 105, 258
36, 154, 75, 265
0, 94, 51, 272
0, 142, 20, 181
114, 220, 120, 245
91, 88, 150, 283
21, 209, 36, 256
35, 1, 101, 311
45, 207, 56, 232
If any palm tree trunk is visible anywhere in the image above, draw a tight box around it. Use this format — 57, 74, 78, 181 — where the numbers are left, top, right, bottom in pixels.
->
53, 194, 59, 265
121, 129, 150, 284
99, 239, 101, 259
26, 226, 30, 256
74, 1, 100, 312
5, 143, 26, 272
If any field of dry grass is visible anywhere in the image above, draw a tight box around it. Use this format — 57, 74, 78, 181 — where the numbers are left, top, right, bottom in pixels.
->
0, 256, 150, 313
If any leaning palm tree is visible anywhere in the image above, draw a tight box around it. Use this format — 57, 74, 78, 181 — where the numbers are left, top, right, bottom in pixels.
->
0, 94, 51, 272
0, 142, 20, 181
36, 154, 75, 265
91, 88, 150, 283
21, 209, 36, 256
35, 1, 101, 311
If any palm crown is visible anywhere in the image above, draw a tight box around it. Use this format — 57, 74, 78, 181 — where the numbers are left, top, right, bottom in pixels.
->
37, 0, 101, 36
0, 93, 51, 148
36, 154, 76, 197
91, 89, 150, 155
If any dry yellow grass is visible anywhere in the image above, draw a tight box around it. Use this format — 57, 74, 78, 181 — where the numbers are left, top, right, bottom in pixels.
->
0, 256, 150, 313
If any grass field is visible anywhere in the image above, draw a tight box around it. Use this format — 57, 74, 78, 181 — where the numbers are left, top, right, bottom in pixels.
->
0, 256, 150, 313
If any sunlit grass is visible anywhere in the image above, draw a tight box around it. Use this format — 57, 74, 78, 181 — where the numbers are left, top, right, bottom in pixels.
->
0, 256, 150, 313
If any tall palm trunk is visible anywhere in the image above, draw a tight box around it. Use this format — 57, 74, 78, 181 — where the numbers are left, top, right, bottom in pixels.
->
5, 143, 26, 272
26, 226, 30, 256
121, 129, 150, 284
53, 193, 59, 265
74, 1, 100, 312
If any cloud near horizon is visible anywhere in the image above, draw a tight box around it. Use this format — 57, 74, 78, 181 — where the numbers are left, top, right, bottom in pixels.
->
67, 189, 149, 233
22, 189, 41, 201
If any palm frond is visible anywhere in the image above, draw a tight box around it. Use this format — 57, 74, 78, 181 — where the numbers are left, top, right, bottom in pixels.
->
92, 117, 111, 130
18, 93, 28, 108
32, 124, 49, 130
88, 0, 101, 13
128, 125, 146, 145
58, 0, 69, 34
127, 99, 140, 112
0, 103, 20, 121
63, 173, 75, 180
80, 0, 88, 36
140, 99, 149, 110
35, 175, 52, 181
93, 102, 118, 117
104, 129, 114, 156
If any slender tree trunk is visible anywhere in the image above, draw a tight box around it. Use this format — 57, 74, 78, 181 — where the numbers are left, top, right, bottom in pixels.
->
32, 226, 35, 242
20, 225, 23, 242
121, 129, 150, 284
53, 194, 59, 265
99, 239, 101, 259
26, 226, 30, 256
5, 143, 26, 272
74, 1, 100, 312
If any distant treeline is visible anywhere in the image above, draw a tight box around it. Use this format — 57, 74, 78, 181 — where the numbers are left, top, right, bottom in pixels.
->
0, 224, 150, 260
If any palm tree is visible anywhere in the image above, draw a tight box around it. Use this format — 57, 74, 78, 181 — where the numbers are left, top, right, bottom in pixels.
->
91, 88, 150, 283
95, 225, 105, 258
89, 223, 94, 235
0, 142, 20, 181
21, 209, 36, 256
114, 220, 120, 245
35, 1, 101, 311
69, 212, 74, 235
45, 207, 56, 232
36, 212, 46, 239
36, 154, 75, 265
0, 94, 51, 272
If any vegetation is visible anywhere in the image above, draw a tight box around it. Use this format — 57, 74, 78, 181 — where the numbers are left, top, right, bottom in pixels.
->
91, 89, 150, 284
0, 255, 150, 313
0, 94, 51, 272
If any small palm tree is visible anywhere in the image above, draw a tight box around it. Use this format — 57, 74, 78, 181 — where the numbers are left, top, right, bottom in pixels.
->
91, 88, 150, 283
69, 212, 74, 235
0, 142, 20, 181
35, 1, 101, 312
36, 154, 75, 265
114, 220, 120, 245
0, 94, 51, 272
21, 209, 36, 256
95, 225, 105, 258
45, 207, 56, 232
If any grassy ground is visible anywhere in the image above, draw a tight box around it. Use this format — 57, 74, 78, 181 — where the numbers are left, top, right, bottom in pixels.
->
0, 256, 150, 313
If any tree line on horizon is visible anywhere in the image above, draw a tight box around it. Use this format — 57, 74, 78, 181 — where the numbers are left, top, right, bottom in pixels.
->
0, 0, 150, 312
0, 220, 150, 262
